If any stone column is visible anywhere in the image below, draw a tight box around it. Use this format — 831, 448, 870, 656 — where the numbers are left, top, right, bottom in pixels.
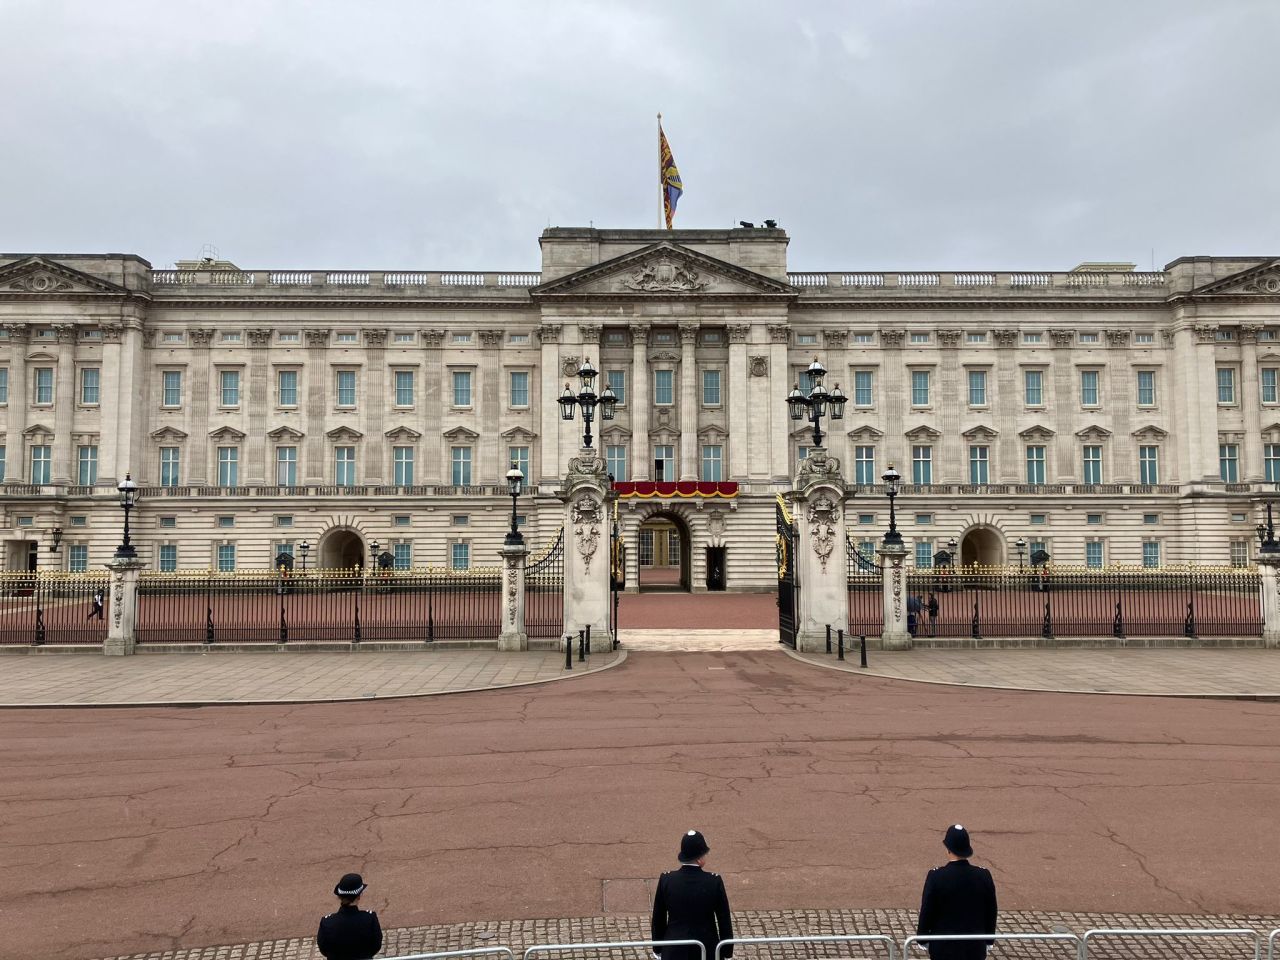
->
3, 323, 29, 484
189, 328, 215, 484
246, 329, 272, 484
1256, 553, 1280, 649
789, 449, 851, 652
727, 323, 750, 480
51, 324, 75, 484
1105, 329, 1134, 480
936, 330, 962, 481
768, 322, 791, 480
629, 323, 651, 480
823, 330, 851, 477
421, 328, 445, 484
879, 540, 911, 650
561, 449, 611, 642
1193, 324, 1222, 481
103, 555, 145, 656
881, 329, 906, 470
993, 329, 1019, 481
536, 323, 563, 485
497, 540, 528, 651
1241, 324, 1264, 481
98, 322, 122, 483
363, 329, 387, 483
1050, 329, 1076, 483
678, 323, 698, 480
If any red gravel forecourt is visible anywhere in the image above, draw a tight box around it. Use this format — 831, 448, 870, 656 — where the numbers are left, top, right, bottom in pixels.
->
3, 650, 1278, 960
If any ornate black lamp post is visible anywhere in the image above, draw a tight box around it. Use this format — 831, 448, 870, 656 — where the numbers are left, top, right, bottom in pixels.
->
505, 462, 525, 546
299, 539, 310, 572
881, 464, 902, 546
369, 540, 380, 570
1256, 502, 1280, 554
115, 474, 138, 559
558, 358, 617, 449
785, 358, 847, 449
48, 526, 63, 553
1015, 537, 1027, 570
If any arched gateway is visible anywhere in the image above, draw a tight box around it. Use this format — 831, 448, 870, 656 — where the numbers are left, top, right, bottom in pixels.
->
318, 529, 366, 570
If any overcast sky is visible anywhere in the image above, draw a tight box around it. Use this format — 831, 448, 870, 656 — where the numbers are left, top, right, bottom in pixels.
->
3, 0, 1277, 271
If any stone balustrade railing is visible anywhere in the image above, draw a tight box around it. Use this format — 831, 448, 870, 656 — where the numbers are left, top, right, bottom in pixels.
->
150, 270, 544, 291
785, 270, 1168, 294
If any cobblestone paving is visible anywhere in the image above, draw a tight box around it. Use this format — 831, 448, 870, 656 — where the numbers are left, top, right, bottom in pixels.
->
795, 647, 1280, 697
96, 909, 1280, 960
0, 649, 622, 706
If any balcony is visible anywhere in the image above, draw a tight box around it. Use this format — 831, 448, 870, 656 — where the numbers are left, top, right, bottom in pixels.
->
784, 270, 1169, 300
149, 269, 543, 299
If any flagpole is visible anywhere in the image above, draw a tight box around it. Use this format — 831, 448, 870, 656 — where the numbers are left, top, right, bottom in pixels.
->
657, 112, 664, 230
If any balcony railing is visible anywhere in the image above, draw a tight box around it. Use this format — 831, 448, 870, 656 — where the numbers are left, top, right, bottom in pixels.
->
785, 270, 1169, 295
150, 270, 543, 291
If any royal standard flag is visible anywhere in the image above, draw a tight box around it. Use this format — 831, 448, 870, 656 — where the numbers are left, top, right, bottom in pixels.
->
660, 123, 683, 229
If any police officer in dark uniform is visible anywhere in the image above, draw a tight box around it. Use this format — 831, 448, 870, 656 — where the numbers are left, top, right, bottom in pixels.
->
651, 830, 733, 960
317, 872, 383, 960
916, 825, 998, 960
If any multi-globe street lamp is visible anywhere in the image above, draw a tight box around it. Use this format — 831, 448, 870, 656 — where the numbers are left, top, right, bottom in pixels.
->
558, 358, 618, 449
785, 358, 847, 448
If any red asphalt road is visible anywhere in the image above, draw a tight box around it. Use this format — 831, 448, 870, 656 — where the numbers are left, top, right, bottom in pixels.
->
3, 651, 1279, 960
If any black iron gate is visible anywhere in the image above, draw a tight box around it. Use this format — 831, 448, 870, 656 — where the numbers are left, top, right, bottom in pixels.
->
846, 534, 884, 638
525, 528, 565, 640
776, 495, 797, 647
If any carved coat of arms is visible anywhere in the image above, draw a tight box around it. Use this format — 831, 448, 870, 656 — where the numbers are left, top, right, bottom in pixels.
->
624, 257, 707, 293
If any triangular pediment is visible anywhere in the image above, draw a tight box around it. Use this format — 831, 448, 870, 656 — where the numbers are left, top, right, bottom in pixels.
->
698, 423, 728, 441
326, 426, 364, 442
599, 425, 631, 442
847, 424, 884, 442
209, 426, 247, 442
1075, 424, 1113, 441
905, 424, 942, 441
500, 426, 537, 441
1019, 424, 1056, 441
22, 423, 54, 437
1131, 424, 1169, 441
267, 426, 305, 441
150, 426, 189, 442
0, 256, 131, 296
443, 426, 479, 441
1190, 258, 1280, 297
532, 242, 795, 300
385, 425, 422, 442
961, 424, 999, 441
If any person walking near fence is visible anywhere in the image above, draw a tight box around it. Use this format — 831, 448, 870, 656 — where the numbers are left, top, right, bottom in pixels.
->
87, 587, 105, 621
917, 824, 997, 960
927, 592, 939, 637
652, 829, 734, 960
907, 594, 923, 637
317, 873, 382, 960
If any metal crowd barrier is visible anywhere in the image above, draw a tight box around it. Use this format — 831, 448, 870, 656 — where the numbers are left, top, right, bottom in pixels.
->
1081, 928, 1261, 959
903, 933, 1079, 957
387, 949, 516, 960
525, 940, 707, 960
1269, 929, 1280, 960
718, 934, 897, 960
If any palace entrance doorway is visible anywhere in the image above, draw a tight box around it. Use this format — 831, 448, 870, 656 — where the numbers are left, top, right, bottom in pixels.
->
637, 513, 691, 592
318, 529, 366, 570
959, 526, 1004, 567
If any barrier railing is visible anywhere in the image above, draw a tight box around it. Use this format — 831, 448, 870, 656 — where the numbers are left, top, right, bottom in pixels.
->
387, 950, 516, 960
526, 940, 706, 960
719, 934, 897, 960
903, 933, 1079, 957
1081, 927, 1261, 959
1269, 929, 1280, 960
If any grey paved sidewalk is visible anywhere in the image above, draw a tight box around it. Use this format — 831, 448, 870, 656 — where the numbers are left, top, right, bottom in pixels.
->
794, 646, 1280, 697
0, 649, 622, 706
619, 628, 777, 650
97, 908, 1280, 960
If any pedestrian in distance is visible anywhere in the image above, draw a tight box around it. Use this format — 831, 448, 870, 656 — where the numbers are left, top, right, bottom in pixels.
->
907, 594, 923, 637
926, 592, 939, 637
87, 587, 105, 621
317, 872, 383, 960
651, 829, 734, 960
916, 824, 998, 960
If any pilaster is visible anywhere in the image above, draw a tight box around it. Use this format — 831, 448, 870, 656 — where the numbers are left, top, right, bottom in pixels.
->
727, 323, 750, 480
789, 449, 851, 652
3, 324, 29, 483
561, 448, 611, 641
1242, 325, 1263, 481
498, 541, 529, 651
537, 323, 562, 485
51, 324, 75, 484
678, 323, 698, 480
246, 328, 271, 484
363, 329, 387, 483
879, 540, 911, 650
189, 328, 214, 484
103, 555, 145, 656
629, 323, 651, 480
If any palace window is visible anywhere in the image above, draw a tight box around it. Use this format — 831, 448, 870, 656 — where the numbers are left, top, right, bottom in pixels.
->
450, 446, 472, 486
335, 446, 356, 486
1138, 445, 1159, 484
34, 367, 53, 405
0, 368, 7, 404
1024, 369, 1043, 406
1080, 332, 1099, 344
393, 446, 415, 485
854, 446, 876, 485
1134, 332, 1155, 344
1085, 540, 1104, 569
77, 445, 98, 485
702, 369, 721, 406
276, 446, 297, 487
701, 444, 723, 482
1136, 370, 1156, 406
853, 370, 873, 406
160, 447, 180, 487
1142, 540, 1161, 568
158, 544, 178, 572
80, 368, 100, 405
451, 542, 470, 569
1263, 368, 1278, 404
1023, 332, 1042, 344
1219, 444, 1239, 483
509, 370, 529, 407
393, 542, 412, 569
217, 446, 239, 487
1080, 370, 1100, 407
219, 369, 240, 406
452, 370, 472, 407
1025, 445, 1046, 485
29, 445, 51, 485
966, 332, 987, 343
162, 370, 182, 407
853, 333, 874, 344
968, 445, 989, 484
910, 332, 930, 344
912, 445, 932, 485
277, 370, 298, 406
67, 545, 87, 573
967, 370, 987, 406
605, 370, 626, 405
654, 369, 674, 405
914, 540, 933, 569
1217, 367, 1236, 405
1230, 539, 1250, 568
217, 543, 236, 572
395, 370, 415, 406
1266, 443, 1280, 484
1082, 445, 1103, 484
606, 444, 627, 482
336, 369, 358, 407
654, 445, 675, 482
910, 370, 930, 406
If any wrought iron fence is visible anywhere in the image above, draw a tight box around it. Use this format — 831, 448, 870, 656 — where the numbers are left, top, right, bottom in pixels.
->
903, 565, 1262, 639
525, 529, 564, 639
0, 571, 112, 645
846, 535, 883, 639
136, 566, 503, 644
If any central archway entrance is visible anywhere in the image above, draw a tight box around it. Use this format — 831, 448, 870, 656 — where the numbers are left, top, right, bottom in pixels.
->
318, 529, 366, 570
960, 527, 1004, 567
637, 512, 691, 592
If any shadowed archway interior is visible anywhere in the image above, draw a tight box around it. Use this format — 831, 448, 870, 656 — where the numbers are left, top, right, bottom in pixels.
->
960, 526, 1004, 567
318, 529, 366, 570
636, 512, 691, 592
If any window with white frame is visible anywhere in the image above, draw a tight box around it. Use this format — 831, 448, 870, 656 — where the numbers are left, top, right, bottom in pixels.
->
276, 515, 293, 528
1263, 368, 1278, 404
1267, 443, 1280, 484
910, 332, 930, 344
1142, 540, 1161, 568
1024, 369, 1044, 406
80, 367, 100, 405
606, 444, 627, 481
1082, 445, 1103, 484
158, 544, 178, 572
68, 544, 88, 572
276, 446, 297, 486
336, 331, 357, 344
451, 332, 471, 344
1138, 445, 1159, 484
854, 446, 876, 485
1136, 370, 1156, 406
605, 370, 625, 405
1085, 540, 1104, 569
393, 446, 415, 485
221, 331, 241, 343
967, 369, 987, 406
654, 369, 674, 405
968, 445, 989, 484
1230, 539, 1250, 568
336, 369, 357, 407
162, 370, 182, 407
451, 370, 472, 406
853, 370, 873, 406
335, 446, 356, 486
853, 333, 874, 344
394, 332, 415, 344
1025, 445, 1046, 485
966, 332, 987, 344
393, 541, 412, 569
509, 333, 530, 344
34, 367, 53, 404
1080, 370, 1100, 406
910, 370, 930, 406
1216, 329, 1235, 342
217, 446, 239, 487
0, 367, 8, 404
654, 444, 675, 481
912, 445, 932, 484
1079, 332, 1099, 344
1023, 332, 1043, 344
701, 369, 721, 406
160, 447, 180, 487
797, 333, 818, 345
450, 542, 470, 569
277, 369, 298, 406
219, 369, 240, 406
216, 543, 236, 571
278, 331, 299, 343
509, 370, 529, 407
1134, 332, 1154, 344
914, 540, 933, 569
451, 446, 472, 485
77, 445, 98, 485
701, 444, 723, 481
508, 445, 530, 483
1217, 367, 1236, 404
394, 370, 415, 406
1219, 443, 1239, 482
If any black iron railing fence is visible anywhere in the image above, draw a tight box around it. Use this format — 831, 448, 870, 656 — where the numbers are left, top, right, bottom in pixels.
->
903, 565, 1262, 639
846, 535, 884, 639
136, 567, 503, 644
525, 530, 564, 639
0, 572, 111, 645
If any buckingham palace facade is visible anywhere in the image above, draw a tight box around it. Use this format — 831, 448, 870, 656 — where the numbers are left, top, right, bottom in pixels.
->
1, 227, 1278, 590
